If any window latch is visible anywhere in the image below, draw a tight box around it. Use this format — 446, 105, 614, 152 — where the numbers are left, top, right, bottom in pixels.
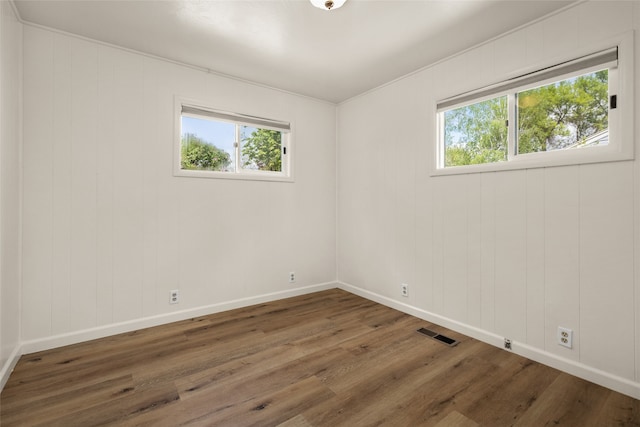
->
610, 95, 617, 109
283, 147, 287, 155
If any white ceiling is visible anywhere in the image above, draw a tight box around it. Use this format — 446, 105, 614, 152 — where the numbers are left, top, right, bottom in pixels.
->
13, 0, 575, 103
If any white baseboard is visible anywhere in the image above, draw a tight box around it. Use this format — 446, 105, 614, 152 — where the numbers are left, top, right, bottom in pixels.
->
337, 281, 640, 400
19, 282, 337, 356
0, 344, 22, 391
9, 280, 639, 400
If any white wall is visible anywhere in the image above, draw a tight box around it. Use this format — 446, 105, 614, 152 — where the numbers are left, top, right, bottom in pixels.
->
20, 25, 336, 345
337, 1, 640, 397
0, 0, 22, 386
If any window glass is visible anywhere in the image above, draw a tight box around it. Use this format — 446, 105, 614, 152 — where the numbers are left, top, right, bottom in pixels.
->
444, 96, 508, 167
517, 70, 609, 154
239, 125, 283, 172
181, 116, 235, 172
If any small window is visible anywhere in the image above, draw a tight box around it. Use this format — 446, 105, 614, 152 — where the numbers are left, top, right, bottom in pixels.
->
175, 100, 292, 181
436, 33, 634, 175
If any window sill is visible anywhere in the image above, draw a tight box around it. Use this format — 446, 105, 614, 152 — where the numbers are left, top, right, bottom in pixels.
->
174, 169, 294, 183
431, 145, 634, 176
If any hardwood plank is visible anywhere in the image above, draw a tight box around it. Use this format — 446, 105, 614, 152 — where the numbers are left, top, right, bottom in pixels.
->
2, 289, 637, 426
514, 372, 613, 426
589, 389, 640, 426
451, 354, 560, 425
1, 374, 134, 425
434, 411, 479, 427
302, 339, 488, 426
277, 414, 314, 427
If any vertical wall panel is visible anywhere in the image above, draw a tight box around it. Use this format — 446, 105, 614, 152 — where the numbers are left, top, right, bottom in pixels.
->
50, 34, 72, 335
494, 29, 527, 78
466, 175, 482, 328
525, 168, 545, 349
415, 177, 434, 311
431, 180, 444, 314
463, 43, 494, 91
539, 8, 579, 60
141, 58, 159, 317
493, 171, 527, 341
96, 46, 115, 326
22, 28, 53, 340
441, 175, 468, 322
635, 0, 640, 387
391, 79, 418, 302
524, 23, 545, 70
412, 70, 435, 312
544, 167, 580, 361
69, 39, 98, 331
1, 0, 22, 366
579, 162, 634, 378
480, 172, 496, 332
112, 50, 145, 322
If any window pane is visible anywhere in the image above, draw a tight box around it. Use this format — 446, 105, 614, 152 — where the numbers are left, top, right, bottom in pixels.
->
517, 70, 608, 154
239, 125, 283, 172
443, 96, 508, 167
181, 116, 235, 172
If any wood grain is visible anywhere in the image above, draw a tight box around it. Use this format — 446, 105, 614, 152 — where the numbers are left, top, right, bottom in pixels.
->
2, 289, 638, 426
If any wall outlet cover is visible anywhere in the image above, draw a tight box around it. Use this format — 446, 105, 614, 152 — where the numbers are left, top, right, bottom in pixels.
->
558, 327, 573, 349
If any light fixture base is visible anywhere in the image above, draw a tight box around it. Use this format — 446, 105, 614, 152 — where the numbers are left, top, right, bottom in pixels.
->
310, 0, 347, 11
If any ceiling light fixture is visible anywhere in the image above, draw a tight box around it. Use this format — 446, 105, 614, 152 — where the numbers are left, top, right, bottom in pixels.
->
310, 0, 347, 11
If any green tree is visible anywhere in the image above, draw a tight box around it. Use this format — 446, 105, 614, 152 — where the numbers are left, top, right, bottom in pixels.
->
444, 70, 609, 166
241, 128, 282, 172
444, 96, 508, 166
181, 133, 231, 171
518, 70, 608, 153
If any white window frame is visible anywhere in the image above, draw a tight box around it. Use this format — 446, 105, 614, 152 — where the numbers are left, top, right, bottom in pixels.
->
174, 97, 293, 182
433, 31, 634, 176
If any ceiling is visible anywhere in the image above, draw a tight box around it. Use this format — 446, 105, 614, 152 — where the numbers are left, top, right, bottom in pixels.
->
13, 0, 576, 103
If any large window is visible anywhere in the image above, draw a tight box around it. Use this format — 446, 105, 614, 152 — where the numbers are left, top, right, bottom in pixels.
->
175, 100, 292, 181
436, 34, 633, 174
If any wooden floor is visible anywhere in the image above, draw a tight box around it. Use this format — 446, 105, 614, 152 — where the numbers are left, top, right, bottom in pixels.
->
2, 289, 639, 426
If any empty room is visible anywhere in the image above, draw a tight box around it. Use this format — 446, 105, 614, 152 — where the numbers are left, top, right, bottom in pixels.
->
1, 0, 640, 425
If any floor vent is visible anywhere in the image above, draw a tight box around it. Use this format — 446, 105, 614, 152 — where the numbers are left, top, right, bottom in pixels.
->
416, 327, 459, 347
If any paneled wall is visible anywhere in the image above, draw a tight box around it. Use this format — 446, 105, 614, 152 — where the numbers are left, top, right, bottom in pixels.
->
21, 26, 336, 342
337, 1, 639, 393
1, 1, 22, 374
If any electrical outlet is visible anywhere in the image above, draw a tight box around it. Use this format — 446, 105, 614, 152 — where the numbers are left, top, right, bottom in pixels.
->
170, 289, 179, 305
558, 327, 573, 349
289, 272, 295, 283
504, 338, 512, 350
401, 283, 409, 297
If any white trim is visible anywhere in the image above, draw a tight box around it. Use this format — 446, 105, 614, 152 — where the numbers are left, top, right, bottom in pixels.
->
5, 281, 640, 400
0, 344, 22, 390
19, 282, 336, 355
337, 281, 640, 400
